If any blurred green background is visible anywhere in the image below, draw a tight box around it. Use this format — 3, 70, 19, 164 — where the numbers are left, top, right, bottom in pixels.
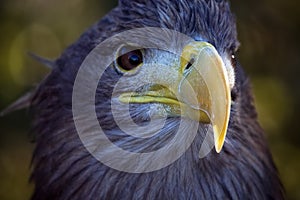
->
0, 0, 299, 199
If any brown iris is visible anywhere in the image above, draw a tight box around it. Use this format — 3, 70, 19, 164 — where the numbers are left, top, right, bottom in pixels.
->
117, 50, 143, 71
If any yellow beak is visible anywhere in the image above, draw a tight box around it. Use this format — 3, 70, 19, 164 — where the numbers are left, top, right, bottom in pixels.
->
119, 41, 231, 153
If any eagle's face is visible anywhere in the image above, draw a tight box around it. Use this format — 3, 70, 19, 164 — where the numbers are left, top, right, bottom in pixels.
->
28, 0, 284, 199
72, 1, 240, 165
62, 0, 239, 173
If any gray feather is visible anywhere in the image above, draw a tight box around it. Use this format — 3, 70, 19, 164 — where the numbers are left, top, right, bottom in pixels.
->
28, 52, 55, 69
0, 92, 33, 116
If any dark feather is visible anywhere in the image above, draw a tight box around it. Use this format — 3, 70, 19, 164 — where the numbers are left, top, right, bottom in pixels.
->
28, 52, 56, 69
0, 92, 33, 116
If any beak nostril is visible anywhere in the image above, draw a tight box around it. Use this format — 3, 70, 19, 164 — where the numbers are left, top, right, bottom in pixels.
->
185, 58, 195, 71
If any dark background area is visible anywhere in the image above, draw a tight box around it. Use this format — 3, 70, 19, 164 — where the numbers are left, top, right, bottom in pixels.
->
0, 0, 299, 199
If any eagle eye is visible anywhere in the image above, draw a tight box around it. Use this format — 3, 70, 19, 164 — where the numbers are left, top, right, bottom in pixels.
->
116, 48, 143, 72
230, 53, 237, 68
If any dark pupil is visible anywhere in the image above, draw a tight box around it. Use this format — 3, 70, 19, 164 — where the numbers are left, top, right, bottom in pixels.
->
118, 50, 143, 71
